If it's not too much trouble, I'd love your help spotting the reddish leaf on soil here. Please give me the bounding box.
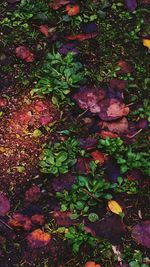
[67,33,97,41]
[132,220,150,248]
[15,46,34,62]
[0,98,8,107]
[49,0,70,10]
[79,137,98,150]
[0,193,10,216]
[65,4,80,16]
[31,214,45,226]
[51,211,77,226]
[109,78,127,91]
[85,261,101,267]
[8,213,32,230]
[51,173,76,192]
[25,186,41,203]
[34,101,48,112]
[72,86,106,112]
[100,117,129,134]
[74,157,90,174]
[39,114,54,125]
[98,98,129,121]
[99,130,118,139]
[85,215,126,244]
[39,25,49,37]
[125,0,137,11]
[116,60,132,74]
[91,150,107,165]
[27,229,51,248]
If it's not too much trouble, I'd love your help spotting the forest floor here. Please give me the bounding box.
[0,0,150,266]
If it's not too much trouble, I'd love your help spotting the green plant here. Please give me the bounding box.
[39,138,84,176]
[64,224,97,254]
[98,137,150,175]
[31,51,85,103]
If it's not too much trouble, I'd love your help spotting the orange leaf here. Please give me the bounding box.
[91,150,107,165]
[27,229,51,248]
[143,38,150,49]
[65,4,80,16]
[49,0,70,10]
[85,261,101,267]
[39,25,49,37]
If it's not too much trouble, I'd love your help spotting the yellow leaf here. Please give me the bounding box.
[143,39,150,49]
[108,200,122,215]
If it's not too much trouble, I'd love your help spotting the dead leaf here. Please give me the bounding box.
[91,150,107,165]
[25,185,41,203]
[109,78,127,91]
[116,60,132,74]
[49,0,70,10]
[0,97,8,107]
[31,214,45,225]
[8,213,32,230]
[39,25,49,37]
[65,4,80,16]
[99,131,118,139]
[0,193,10,216]
[132,220,150,248]
[108,200,123,215]
[27,229,51,248]
[125,0,137,11]
[100,117,129,133]
[15,46,34,62]
[85,261,102,267]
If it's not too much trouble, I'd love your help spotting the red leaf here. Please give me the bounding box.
[117,60,132,74]
[8,213,32,230]
[67,33,97,41]
[49,0,70,10]
[109,78,127,91]
[25,185,41,203]
[51,211,77,226]
[39,25,49,37]
[100,117,129,134]
[27,229,51,248]
[0,193,10,216]
[65,4,80,16]
[39,114,54,125]
[31,214,45,226]
[91,150,107,165]
[15,46,34,62]
[132,221,150,248]
[99,130,118,139]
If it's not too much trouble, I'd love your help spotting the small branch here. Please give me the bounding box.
[128,128,143,139]
[0,218,13,230]
[82,188,102,203]
[77,109,89,119]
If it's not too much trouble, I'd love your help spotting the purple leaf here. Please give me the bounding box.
[105,158,121,182]
[51,174,76,192]
[0,193,10,216]
[125,0,137,11]
[79,137,98,150]
[132,220,150,248]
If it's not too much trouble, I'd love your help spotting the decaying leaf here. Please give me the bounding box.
[0,193,10,216]
[100,117,129,134]
[39,25,49,37]
[27,229,51,248]
[8,213,32,230]
[65,4,80,16]
[91,150,107,165]
[85,261,102,267]
[125,0,137,11]
[49,0,70,10]
[15,46,34,62]
[132,220,150,248]
[108,200,123,215]
[25,185,41,203]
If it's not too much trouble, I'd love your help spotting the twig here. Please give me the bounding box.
[77,109,89,119]
[0,218,13,230]
[128,128,143,139]
[82,188,102,203]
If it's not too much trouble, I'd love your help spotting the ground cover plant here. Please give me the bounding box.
[0,0,150,266]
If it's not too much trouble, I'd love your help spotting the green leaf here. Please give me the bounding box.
[88,213,99,222]
[32,129,42,137]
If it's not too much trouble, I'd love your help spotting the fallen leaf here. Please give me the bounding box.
[143,38,150,49]
[27,229,51,248]
[8,213,32,230]
[39,25,49,37]
[105,158,121,182]
[51,211,78,226]
[85,215,126,244]
[31,214,45,225]
[108,200,123,215]
[15,46,34,62]
[100,117,129,133]
[0,98,8,107]
[79,137,98,150]
[65,4,80,16]
[109,78,127,91]
[116,60,132,74]
[51,173,76,192]
[125,0,137,11]
[72,86,106,112]
[132,221,150,248]
[98,99,129,121]
[25,185,41,203]
[39,114,54,125]
[100,131,118,139]
[49,0,70,10]
[85,261,101,267]
[74,157,90,174]
[91,150,107,165]
[67,33,97,41]
[0,193,10,216]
